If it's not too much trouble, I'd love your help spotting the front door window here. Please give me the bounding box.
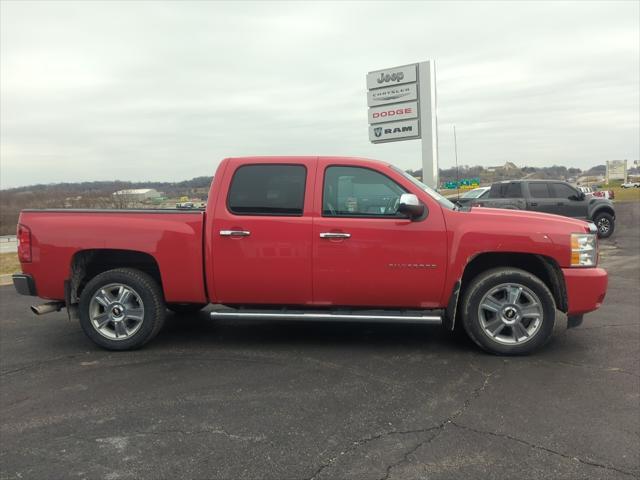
[322,166,406,218]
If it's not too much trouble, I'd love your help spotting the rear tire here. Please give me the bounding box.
[593,212,614,238]
[461,268,556,355]
[79,268,166,350]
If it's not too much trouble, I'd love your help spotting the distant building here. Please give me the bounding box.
[487,161,519,173]
[577,175,605,186]
[112,188,162,201]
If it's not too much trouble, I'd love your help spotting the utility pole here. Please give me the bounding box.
[454,125,460,199]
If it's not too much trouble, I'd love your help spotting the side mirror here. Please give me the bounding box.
[397,193,425,220]
[573,191,585,201]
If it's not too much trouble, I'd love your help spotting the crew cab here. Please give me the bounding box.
[12,157,608,355]
[473,180,616,238]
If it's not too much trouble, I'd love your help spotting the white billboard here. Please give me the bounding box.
[366,64,417,90]
[368,101,418,124]
[606,160,627,182]
[367,84,418,107]
[369,119,420,143]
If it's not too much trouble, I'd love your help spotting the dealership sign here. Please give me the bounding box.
[368,119,419,142]
[366,64,417,90]
[367,84,418,107]
[366,64,420,145]
[368,101,418,124]
[366,61,439,188]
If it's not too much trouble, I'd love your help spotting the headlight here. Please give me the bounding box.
[571,233,597,267]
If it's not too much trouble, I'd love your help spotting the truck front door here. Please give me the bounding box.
[211,160,314,305]
[550,182,589,219]
[312,161,448,309]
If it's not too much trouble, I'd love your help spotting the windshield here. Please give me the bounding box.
[461,188,487,199]
[391,166,457,210]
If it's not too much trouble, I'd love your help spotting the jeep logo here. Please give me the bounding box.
[377,71,404,84]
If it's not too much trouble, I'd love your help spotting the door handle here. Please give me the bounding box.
[319,232,351,239]
[220,230,251,237]
[530,202,538,207]
[557,202,565,206]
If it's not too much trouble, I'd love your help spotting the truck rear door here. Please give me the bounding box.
[479,182,526,210]
[210,159,315,305]
[526,182,557,214]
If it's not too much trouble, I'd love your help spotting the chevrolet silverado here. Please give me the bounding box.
[12,156,608,355]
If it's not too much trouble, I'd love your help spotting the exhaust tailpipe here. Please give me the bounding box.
[31,301,65,316]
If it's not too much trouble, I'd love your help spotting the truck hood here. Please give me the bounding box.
[463,206,592,233]
[442,206,594,269]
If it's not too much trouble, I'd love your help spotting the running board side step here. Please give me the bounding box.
[210,310,443,325]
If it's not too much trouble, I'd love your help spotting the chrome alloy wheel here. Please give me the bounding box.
[478,283,543,345]
[597,217,611,235]
[89,283,145,341]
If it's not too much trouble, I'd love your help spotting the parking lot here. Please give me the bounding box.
[0,204,638,480]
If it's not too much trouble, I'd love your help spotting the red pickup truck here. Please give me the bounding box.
[12,156,608,355]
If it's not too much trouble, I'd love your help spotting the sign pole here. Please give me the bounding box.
[418,61,438,188]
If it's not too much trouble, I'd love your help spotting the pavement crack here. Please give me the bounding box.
[536,359,639,378]
[306,425,442,480]
[309,363,501,480]
[379,429,443,480]
[122,427,265,442]
[450,422,638,478]
[0,354,82,376]
[580,323,639,330]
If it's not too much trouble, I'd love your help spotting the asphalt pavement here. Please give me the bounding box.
[1,204,638,480]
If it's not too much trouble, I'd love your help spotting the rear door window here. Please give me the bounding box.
[489,183,523,198]
[227,164,307,215]
[528,183,551,198]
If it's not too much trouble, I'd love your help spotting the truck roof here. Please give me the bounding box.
[496,179,568,184]
[224,156,392,168]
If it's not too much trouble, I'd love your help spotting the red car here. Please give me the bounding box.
[12,156,608,355]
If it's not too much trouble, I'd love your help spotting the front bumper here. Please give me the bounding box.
[562,267,608,315]
[12,274,37,296]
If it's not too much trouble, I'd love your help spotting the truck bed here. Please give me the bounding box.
[18,209,207,303]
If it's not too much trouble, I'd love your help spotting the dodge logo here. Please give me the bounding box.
[374,127,382,138]
[372,107,413,119]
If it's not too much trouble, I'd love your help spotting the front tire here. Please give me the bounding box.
[461,268,556,355]
[593,212,614,238]
[79,268,166,350]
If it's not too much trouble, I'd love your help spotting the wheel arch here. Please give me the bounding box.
[590,205,615,220]
[69,249,163,306]
[445,252,567,330]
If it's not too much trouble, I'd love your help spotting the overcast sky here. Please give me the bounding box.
[1,1,638,188]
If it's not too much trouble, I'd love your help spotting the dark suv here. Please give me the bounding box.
[473,180,616,238]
